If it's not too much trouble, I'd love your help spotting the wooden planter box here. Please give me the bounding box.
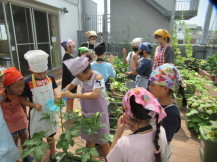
[199,69,215,82]
[199,127,217,162]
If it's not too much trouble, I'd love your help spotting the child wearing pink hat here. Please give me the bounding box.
[107,87,168,162]
[61,55,110,158]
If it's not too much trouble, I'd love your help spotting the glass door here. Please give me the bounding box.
[33,9,52,69]
[11,4,35,75]
[0,2,11,68]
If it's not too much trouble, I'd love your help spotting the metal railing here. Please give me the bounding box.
[176,0,199,11]
[81,14,104,33]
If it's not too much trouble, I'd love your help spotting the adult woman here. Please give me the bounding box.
[153,29,174,70]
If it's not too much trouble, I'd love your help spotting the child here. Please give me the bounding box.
[149,63,186,161]
[122,38,143,88]
[91,42,116,91]
[126,42,152,89]
[107,87,168,162]
[78,47,93,62]
[61,39,77,113]
[78,46,89,56]
[20,50,58,160]
[0,67,29,159]
[61,55,110,158]
[0,68,20,162]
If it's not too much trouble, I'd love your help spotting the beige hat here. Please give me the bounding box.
[24,50,49,73]
[85,31,97,38]
[131,38,143,46]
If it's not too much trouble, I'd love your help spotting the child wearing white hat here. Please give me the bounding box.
[20,50,58,160]
[60,55,110,158]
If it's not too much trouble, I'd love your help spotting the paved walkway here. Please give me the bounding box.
[18,68,201,162]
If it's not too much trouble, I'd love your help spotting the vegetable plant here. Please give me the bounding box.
[22,100,109,162]
[186,95,217,136]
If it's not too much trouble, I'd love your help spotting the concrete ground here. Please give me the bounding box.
[17,68,211,162]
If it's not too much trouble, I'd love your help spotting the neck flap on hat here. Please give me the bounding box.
[122,87,166,122]
[149,63,183,90]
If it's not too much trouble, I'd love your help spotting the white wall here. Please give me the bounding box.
[35,0,82,57]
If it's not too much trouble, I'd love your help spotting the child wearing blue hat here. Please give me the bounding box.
[126,42,152,89]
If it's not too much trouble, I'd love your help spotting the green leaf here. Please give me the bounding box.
[21,147,35,158]
[81,153,90,162]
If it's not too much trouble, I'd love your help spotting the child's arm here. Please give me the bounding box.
[64,83,77,91]
[131,49,141,71]
[20,97,42,111]
[61,75,103,100]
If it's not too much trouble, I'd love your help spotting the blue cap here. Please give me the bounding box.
[139,42,152,54]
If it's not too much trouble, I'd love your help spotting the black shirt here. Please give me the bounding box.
[161,104,181,142]
[62,54,75,89]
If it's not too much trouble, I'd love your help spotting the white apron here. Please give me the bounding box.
[29,75,57,138]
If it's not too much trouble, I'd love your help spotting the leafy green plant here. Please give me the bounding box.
[186,95,217,135]
[22,100,108,162]
[172,19,195,68]
[201,53,217,76]
[201,121,217,141]
[179,69,213,94]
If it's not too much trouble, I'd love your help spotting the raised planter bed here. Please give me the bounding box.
[199,126,217,162]
[199,69,215,82]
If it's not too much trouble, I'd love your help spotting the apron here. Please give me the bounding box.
[135,75,149,89]
[29,75,57,138]
[153,44,169,70]
[80,72,110,144]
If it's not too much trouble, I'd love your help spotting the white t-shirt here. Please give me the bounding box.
[71,71,108,103]
[107,126,168,162]
[126,51,135,72]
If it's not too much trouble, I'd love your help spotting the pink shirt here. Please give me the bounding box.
[107,126,168,162]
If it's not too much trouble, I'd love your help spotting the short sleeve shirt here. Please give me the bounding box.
[21,74,57,102]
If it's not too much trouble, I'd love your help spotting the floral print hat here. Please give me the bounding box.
[149,63,183,90]
[122,87,166,122]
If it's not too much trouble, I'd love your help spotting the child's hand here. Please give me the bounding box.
[116,115,126,136]
[125,72,130,76]
[135,49,141,55]
[54,96,61,103]
[61,91,74,99]
[109,54,114,63]
[122,48,127,56]
[34,104,42,111]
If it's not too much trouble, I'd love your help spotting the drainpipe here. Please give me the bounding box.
[104,0,108,35]
[169,0,176,34]
[201,2,213,45]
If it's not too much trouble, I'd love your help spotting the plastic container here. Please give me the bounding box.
[199,126,217,162]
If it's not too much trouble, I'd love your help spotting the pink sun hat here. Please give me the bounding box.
[63,55,89,76]
[122,87,167,122]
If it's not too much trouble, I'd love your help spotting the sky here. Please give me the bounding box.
[92,0,217,30]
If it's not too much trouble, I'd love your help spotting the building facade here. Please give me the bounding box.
[0,0,96,75]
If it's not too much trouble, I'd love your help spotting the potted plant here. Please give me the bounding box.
[21,100,109,162]
[185,95,217,134]
[199,121,217,162]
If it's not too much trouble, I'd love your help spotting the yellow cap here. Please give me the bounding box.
[154,29,170,38]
